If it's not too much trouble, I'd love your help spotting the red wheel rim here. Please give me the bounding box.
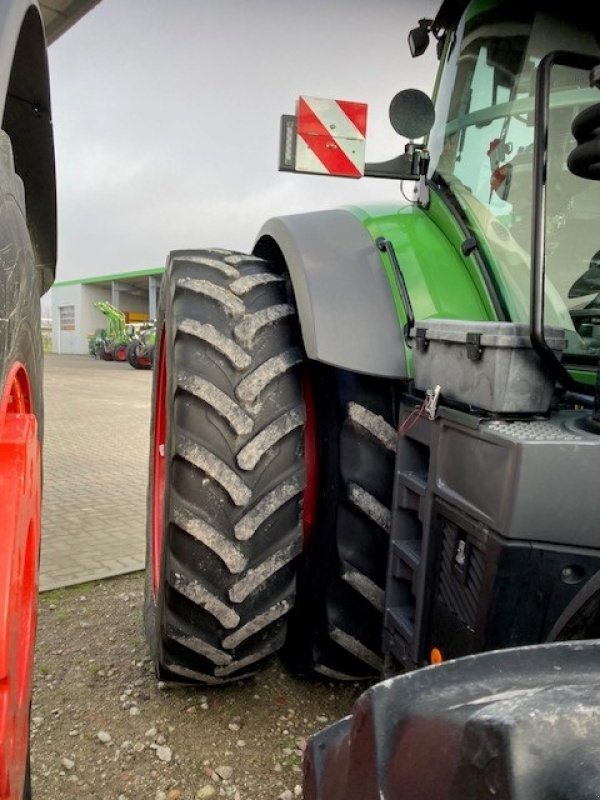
[302,371,319,544]
[16,521,37,707]
[0,363,40,798]
[151,327,167,596]
[115,346,127,362]
[2,365,29,418]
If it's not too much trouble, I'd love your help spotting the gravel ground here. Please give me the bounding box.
[31,573,366,800]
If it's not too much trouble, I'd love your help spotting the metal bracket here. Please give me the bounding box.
[415,328,429,352]
[424,385,441,420]
[466,332,483,361]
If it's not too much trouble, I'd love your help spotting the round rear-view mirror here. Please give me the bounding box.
[389,89,435,140]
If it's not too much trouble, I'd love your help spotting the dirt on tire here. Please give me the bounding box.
[31,572,365,800]
[146,250,305,686]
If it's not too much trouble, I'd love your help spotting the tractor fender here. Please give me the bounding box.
[254,209,407,379]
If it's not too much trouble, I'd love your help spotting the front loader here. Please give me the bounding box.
[93,300,132,362]
[145,0,600,732]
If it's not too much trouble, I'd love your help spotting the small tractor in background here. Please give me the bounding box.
[92,300,133,362]
[127,321,156,370]
[88,327,106,357]
[145,0,600,794]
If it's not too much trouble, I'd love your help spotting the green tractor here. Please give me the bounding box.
[93,300,132,362]
[146,1,600,787]
[88,326,107,358]
[126,321,156,370]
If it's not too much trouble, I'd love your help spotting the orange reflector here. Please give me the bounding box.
[430,647,444,665]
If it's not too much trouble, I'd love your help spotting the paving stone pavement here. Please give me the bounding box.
[40,354,153,591]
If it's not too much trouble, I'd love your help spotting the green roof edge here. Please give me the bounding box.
[53,267,164,288]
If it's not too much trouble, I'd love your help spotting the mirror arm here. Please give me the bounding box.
[365,144,430,181]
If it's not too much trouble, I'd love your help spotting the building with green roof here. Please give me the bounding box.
[51,267,163,354]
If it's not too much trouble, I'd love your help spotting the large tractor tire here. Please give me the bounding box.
[145,249,401,684]
[145,250,306,684]
[285,368,400,680]
[0,130,43,800]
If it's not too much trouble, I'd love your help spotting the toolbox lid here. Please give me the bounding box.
[411,319,566,351]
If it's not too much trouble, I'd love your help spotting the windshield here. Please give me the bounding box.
[429,3,600,360]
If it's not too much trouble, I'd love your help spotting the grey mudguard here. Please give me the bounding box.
[255,209,408,379]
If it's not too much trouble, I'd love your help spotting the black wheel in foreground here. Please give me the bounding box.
[304,641,600,800]
[145,250,306,684]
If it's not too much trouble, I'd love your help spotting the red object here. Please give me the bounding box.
[335,99,367,137]
[490,164,510,193]
[151,328,167,596]
[302,372,319,545]
[0,363,40,800]
[113,344,128,362]
[297,97,363,178]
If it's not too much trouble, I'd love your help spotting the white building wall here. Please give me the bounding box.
[52,284,82,354]
[52,284,116,354]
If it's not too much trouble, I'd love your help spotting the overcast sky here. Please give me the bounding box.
[47,0,438,287]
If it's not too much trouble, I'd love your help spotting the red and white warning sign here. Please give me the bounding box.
[295,96,367,178]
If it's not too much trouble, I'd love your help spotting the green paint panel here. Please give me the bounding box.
[344,199,496,377]
[568,369,596,387]
[345,200,494,324]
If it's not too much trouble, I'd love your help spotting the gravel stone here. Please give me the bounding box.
[215,766,233,780]
[196,787,217,799]
[32,573,362,800]
[155,745,173,763]
[61,757,75,771]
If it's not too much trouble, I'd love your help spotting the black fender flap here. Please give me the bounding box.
[304,640,600,800]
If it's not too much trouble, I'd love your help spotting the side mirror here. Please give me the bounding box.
[362,90,435,182]
[389,89,435,140]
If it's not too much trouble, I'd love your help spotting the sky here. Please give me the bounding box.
[47,0,439,288]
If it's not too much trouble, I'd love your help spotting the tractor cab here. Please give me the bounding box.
[424,0,600,367]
